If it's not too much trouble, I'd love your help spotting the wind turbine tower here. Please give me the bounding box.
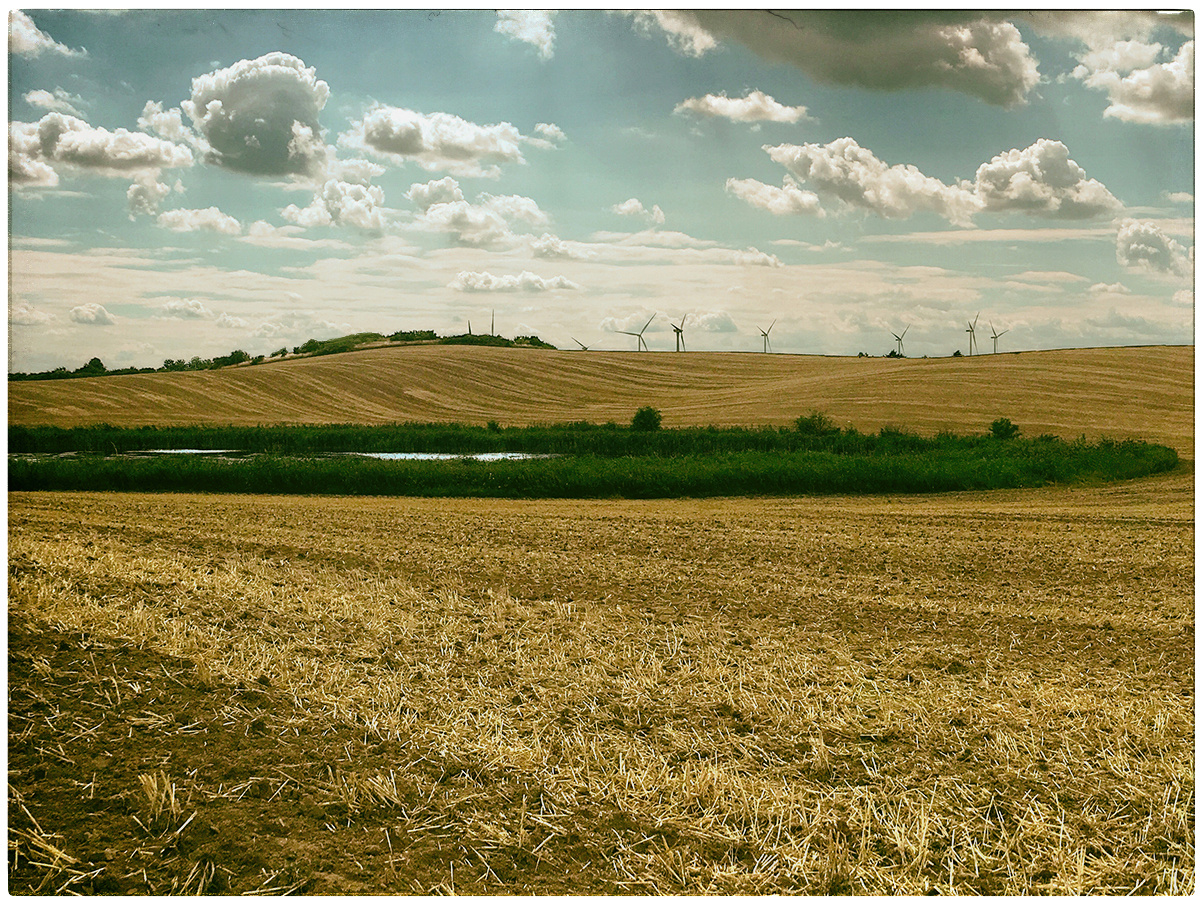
[671,314,687,351]
[759,319,776,353]
[618,313,656,351]
[990,323,1008,353]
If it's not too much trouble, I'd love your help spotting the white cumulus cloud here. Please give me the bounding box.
[763,137,980,226]
[11,302,55,327]
[158,298,214,319]
[675,89,810,123]
[10,113,193,186]
[413,188,549,249]
[449,270,582,293]
[24,88,83,117]
[1088,281,1132,294]
[137,101,198,146]
[972,139,1122,219]
[405,176,466,211]
[283,179,386,231]
[157,206,243,236]
[70,303,116,326]
[1116,219,1193,277]
[611,198,665,224]
[529,232,597,260]
[690,311,738,333]
[342,104,527,178]
[725,177,822,216]
[731,247,783,267]
[1073,39,1194,125]
[182,52,330,177]
[127,172,174,217]
[534,122,566,143]
[10,10,84,58]
[495,10,557,59]
[253,310,347,341]
[732,137,1121,226]
[216,313,248,329]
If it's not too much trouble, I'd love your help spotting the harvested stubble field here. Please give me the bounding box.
[8,343,1195,893]
[8,466,1194,894]
[8,345,1195,457]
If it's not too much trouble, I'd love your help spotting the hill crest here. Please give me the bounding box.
[8,344,1194,455]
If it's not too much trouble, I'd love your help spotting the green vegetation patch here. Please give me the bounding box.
[8,416,1179,499]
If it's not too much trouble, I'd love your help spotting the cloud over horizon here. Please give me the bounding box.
[448,270,582,292]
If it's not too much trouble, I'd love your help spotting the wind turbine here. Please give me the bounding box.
[990,323,1008,354]
[571,337,589,351]
[891,325,908,357]
[671,314,687,352]
[965,313,980,356]
[618,313,655,351]
[759,319,776,353]
[490,309,495,336]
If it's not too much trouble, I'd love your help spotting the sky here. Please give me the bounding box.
[7,8,1196,372]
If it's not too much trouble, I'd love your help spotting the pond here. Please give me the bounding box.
[11,450,559,462]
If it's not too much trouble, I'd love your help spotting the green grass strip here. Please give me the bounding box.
[8,442,1179,499]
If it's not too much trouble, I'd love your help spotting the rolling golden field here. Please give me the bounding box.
[9,344,1195,455]
[7,344,1195,894]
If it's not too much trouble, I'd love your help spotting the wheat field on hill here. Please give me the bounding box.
[8,344,1194,454]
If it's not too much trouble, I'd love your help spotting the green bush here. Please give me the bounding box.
[631,406,663,432]
[990,418,1020,440]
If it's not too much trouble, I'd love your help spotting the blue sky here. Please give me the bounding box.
[8,9,1195,371]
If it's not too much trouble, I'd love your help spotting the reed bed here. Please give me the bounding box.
[7,435,1179,499]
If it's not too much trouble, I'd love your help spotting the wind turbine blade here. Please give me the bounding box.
[901,326,909,339]
[640,313,656,334]
[768,319,776,335]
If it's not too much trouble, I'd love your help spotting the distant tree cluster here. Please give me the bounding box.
[10,349,254,382]
[10,327,559,381]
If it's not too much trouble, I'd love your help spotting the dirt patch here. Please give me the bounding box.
[8,612,628,895]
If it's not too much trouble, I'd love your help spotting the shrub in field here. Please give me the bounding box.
[990,417,1020,440]
[794,412,841,437]
[631,406,663,432]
